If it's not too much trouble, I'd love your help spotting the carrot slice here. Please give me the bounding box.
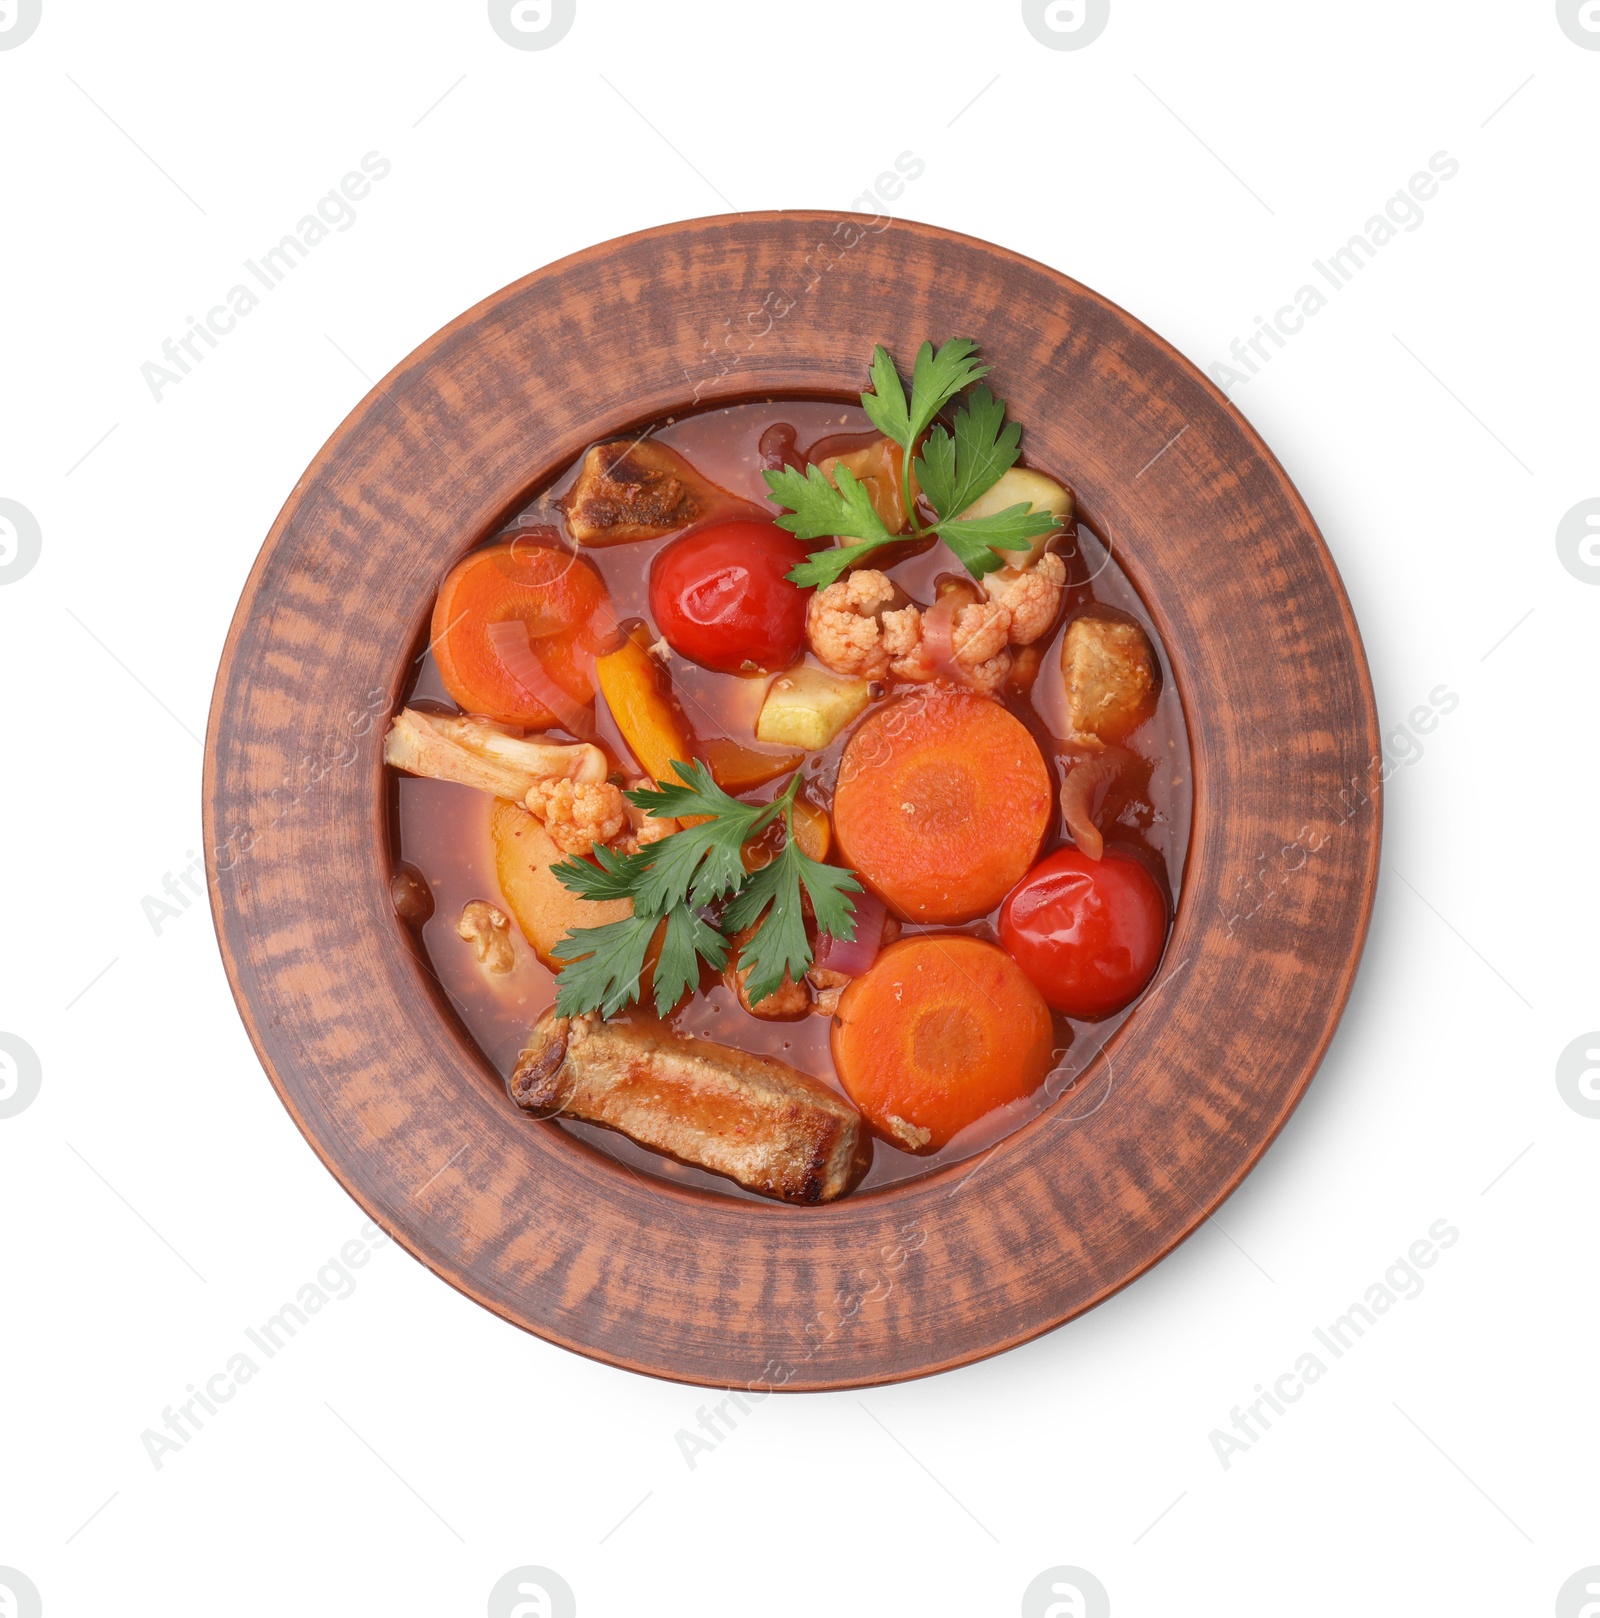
[701,736,805,792]
[831,936,1054,1151]
[433,534,614,729]
[832,688,1052,923]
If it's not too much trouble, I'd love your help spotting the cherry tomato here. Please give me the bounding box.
[999,847,1168,1019]
[648,520,813,674]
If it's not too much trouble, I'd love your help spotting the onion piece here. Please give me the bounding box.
[1058,751,1123,860]
[920,591,961,681]
[484,618,594,738]
[815,888,887,977]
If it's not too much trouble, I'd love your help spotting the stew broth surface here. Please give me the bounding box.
[394,399,1192,1199]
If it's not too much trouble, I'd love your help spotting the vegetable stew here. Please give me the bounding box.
[388,342,1191,1205]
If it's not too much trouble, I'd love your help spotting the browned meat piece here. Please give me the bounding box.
[560,440,737,545]
[806,966,851,1018]
[509,1011,871,1204]
[723,924,810,1020]
[1061,612,1160,743]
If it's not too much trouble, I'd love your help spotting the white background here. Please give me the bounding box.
[2,2,1596,1614]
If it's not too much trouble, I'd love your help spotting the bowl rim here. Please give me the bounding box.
[205,211,1381,1389]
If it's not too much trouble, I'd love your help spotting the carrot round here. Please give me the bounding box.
[831,936,1054,1151]
[433,535,615,729]
[832,688,1052,923]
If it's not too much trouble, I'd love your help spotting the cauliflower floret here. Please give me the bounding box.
[881,605,922,665]
[954,599,1011,667]
[615,777,680,855]
[984,551,1066,645]
[523,778,628,855]
[805,569,897,678]
[884,598,1013,691]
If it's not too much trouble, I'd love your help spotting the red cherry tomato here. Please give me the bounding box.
[649,520,813,674]
[999,847,1169,1019]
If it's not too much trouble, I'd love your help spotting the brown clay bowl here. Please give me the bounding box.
[204,213,1380,1390]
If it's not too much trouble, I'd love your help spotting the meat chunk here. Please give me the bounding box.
[560,440,730,544]
[1061,613,1160,743]
[384,708,606,799]
[724,924,811,1020]
[509,1012,871,1204]
[522,777,629,856]
[805,568,898,679]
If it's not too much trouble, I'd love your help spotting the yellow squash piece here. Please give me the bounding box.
[756,666,872,751]
[491,799,631,969]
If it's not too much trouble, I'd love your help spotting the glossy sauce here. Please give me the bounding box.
[393,399,1192,1199]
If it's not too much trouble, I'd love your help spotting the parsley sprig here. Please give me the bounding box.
[548,763,861,1018]
[765,339,1062,590]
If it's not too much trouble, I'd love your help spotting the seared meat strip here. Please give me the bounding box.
[509,1011,871,1204]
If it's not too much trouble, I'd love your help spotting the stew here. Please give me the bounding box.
[387,341,1191,1205]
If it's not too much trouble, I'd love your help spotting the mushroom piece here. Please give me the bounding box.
[457,900,514,974]
[1060,613,1160,744]
[384,708,607,800]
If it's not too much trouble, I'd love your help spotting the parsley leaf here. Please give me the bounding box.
[786,535,905,591]
[625,760,783,909]
[935,504,1061,576]
[763,462,891,546]
[547,763,857,1018]
[722,783,861,1004]
[767,340,1055,588]
[650,904,728,1017]
[861,338,987,477]
[915,386,1021,521]
[549,841,643,903]
[765,463,895,589]
[550,912,660,1019]
[907,338,987,445]
[860,343,911,445]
